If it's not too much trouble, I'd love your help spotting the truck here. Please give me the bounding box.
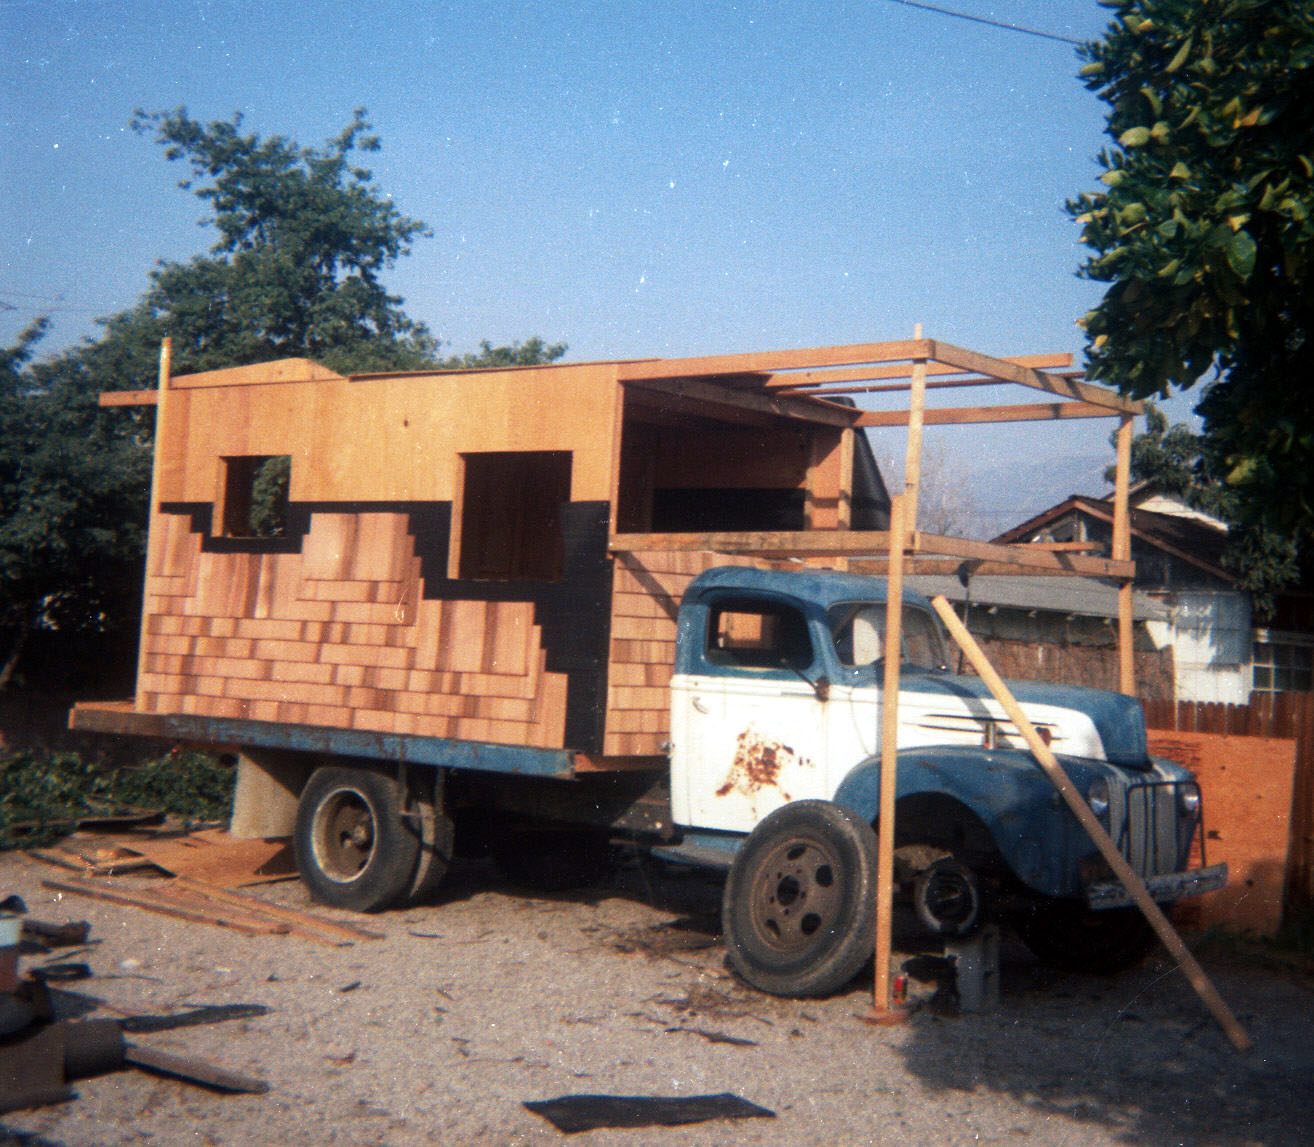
[75,338,1226,997]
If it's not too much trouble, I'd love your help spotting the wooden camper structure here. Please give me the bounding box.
[96,336,1142,767]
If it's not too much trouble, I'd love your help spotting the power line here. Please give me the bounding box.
[879,0,1086,47]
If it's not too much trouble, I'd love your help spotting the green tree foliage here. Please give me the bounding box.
[127,106,440,375]
[0,321,151,689]
[1070,1,1314,604]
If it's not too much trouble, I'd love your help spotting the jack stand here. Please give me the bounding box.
[946,924,1000,1013]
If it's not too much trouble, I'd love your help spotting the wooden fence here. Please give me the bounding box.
[1143,692,1314,920]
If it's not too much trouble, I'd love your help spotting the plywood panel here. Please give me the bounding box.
[1148,730,1297,936]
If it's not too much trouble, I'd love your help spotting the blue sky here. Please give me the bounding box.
[2,1,1167,530]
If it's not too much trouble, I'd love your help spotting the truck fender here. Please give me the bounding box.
[831,746,1097,899]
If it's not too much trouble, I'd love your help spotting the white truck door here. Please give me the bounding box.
[669,595,829,833]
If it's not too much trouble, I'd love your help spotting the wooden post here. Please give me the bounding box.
[929,595,1252,1053]
[1113,414,1135,696]
[870,494,907,1019]
[133,338,171,709]
[902,331,928,533]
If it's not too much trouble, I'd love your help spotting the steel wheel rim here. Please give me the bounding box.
[312,787,376,883]
[748,834,845,956]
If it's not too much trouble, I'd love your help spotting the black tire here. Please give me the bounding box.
[913,857,984,937]
[722,800,877,998]
[294,766,420,912]
[1015,903,1157,974]
[493,827,612,892]
[405,771,455,905]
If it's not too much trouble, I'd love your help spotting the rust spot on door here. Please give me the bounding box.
[716,727,808,801]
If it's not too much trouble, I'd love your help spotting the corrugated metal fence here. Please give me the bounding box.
[1143,692,1314,920]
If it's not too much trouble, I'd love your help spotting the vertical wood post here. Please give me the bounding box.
[930,594,1252,1053]
[872,494,906,1016]
[902,335,928,534]
[1113,414,1135,696]
[133,338,171,709]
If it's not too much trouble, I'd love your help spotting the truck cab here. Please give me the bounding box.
[667,567,1225,994]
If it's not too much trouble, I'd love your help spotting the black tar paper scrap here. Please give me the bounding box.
[524,1091,775,1133]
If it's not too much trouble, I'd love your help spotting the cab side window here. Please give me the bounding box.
[705,598,814,671]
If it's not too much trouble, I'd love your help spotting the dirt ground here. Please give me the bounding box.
[1,845,1311,1147]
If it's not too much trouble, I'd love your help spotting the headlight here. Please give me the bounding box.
[1087,778,1110,818]
[1179,786,1201,815]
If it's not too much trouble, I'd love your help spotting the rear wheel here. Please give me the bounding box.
[294,766,420,912]
[722,800,877,998]
[1015,903,1157,974]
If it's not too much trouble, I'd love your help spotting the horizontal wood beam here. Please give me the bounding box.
[910,531,1134,578]
[848,559,1106,578]
[762,353,1074,390]
[929,340,1142,414]
[856,401,1116,427]
[609,530,1134,577]
[617,339,933,381]
[99,390,159,407]
[623,377,858,428]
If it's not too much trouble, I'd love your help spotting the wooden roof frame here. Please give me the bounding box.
[610,336,1141,577]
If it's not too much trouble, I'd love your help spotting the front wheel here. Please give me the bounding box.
[294,766,420,912]
[722,800,877,998]
[1014,903,1157,974]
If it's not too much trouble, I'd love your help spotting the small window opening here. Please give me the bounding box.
[220,455,291,538]
[456,451,572,581]
[706,599,814,671]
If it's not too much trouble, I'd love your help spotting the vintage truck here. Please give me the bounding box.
[74,338,1225,997]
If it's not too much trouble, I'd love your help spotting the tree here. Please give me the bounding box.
[125,107,440,375]
[1069,1,1314,603]
[0,321,151,690]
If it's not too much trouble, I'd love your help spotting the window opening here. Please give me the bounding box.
[220,455,291,538]
[456,451,572,581]
[706,598,814,671]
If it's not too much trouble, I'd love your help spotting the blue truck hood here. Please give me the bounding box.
[898,671,1151,770]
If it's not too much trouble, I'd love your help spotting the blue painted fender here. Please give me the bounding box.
[831,745,1112,899]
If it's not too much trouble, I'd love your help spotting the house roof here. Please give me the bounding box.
[992,494,1232,584]
[905,573,1170,622]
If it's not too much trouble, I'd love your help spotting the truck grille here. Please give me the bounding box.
[1112,779,1202,878]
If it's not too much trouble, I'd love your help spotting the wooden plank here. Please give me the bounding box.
[617,339,931,381]
[171,877,384,942]
[42,877,292,936]
[856,401,1116,427]
[931,596,1251,1053]
[99,388,159,407]
[928,340,1143,414]
[760,353,1075,390]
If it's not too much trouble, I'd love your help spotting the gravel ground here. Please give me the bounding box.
[1,846,1312,1146]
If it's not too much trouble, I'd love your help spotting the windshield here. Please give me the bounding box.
[829,602,949,674]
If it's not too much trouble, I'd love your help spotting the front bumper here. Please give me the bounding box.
[1086,863,1228,911]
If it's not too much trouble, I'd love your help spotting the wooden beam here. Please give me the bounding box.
[856,401,1116,427]
[1114,414,1135,696]
[623,377,858,428]
[929,595,1251,1054]
[872,495,907,1020]
[929,340,1143,414]
[909,532,1134,578]
[99,389,159,407]
[617,339,933,381]
[763,353,1075,390]
[608,530,1133,577]
[902,353,928,530]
